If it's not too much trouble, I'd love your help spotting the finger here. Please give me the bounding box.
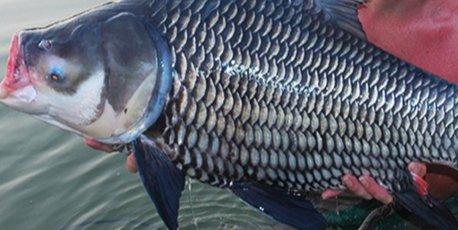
[343,175,373,200]
[84,139,114,153]
[408,162,427,177]
[359,175,393,204]
[321,190,344,200]
[126,153,138,173]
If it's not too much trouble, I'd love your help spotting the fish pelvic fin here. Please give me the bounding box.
[132,135,185,230]
[230,182,327,230]
[391,168,458,230]
[312,0,368,40]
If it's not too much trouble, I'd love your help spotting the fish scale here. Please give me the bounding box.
[138,0,458,193]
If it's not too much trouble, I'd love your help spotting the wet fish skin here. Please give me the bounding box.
[121,0,458,228]
[139,1,458,228]
[141,0,458,193]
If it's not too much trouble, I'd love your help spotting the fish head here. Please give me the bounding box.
[0,10,172,144]
[1,24,105,119]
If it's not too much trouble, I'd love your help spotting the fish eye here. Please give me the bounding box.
[48,68,64,82]
[49,73,61,81]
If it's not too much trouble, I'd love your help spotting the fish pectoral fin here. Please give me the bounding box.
[230,182,326,230]
[391,168,458,230]
[313,0,368,40]
[132,135,185,230]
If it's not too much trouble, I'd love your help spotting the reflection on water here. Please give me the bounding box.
[0,1,273,229]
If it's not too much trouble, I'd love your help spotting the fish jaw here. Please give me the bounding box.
[0,33,43,114]
[2,34,29,95]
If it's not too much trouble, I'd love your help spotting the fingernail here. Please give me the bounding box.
[408,163,420,174]
[359,177,369,189]
[322,192,330,200]
[343,176,353,187]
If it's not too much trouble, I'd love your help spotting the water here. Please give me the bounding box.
[0,1,276,229]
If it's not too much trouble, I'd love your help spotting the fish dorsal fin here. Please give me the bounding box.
[311,0,368,40]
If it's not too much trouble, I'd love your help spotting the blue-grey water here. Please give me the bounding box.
[0,1,283,229]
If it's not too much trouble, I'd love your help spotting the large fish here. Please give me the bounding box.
[1,0,458,229]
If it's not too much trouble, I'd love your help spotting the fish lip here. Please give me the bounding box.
[7,33,20,79]
[1,33,31,99]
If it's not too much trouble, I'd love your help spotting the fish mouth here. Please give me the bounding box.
[0,33,33,101]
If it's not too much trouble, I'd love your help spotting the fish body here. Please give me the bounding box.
[1,0,458,229]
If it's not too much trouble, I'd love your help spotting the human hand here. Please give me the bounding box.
[321,163,427,204]
[84,138,138,173]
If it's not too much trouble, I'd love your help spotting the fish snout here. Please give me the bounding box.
[0,33,31,100]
